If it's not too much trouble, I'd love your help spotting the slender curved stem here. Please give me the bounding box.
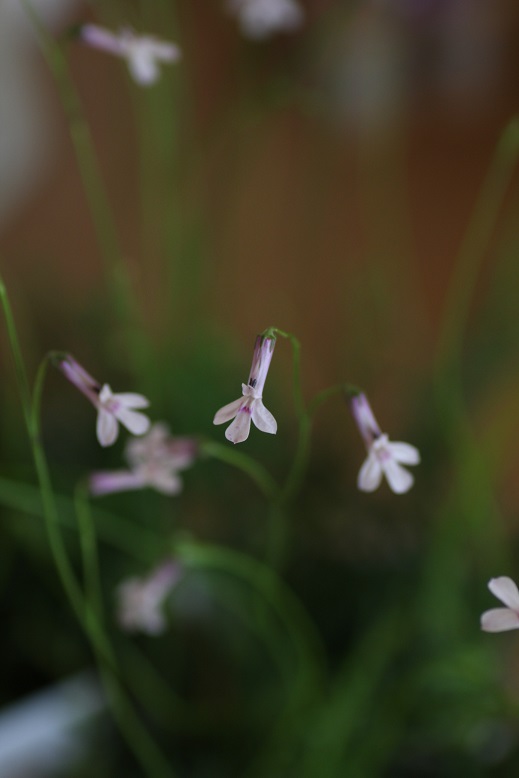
[20,1,148,379]
[200,438,280,501]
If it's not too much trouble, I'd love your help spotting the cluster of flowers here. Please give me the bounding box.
[55,329,421,634]
[73,10,517,645]
[78,0,304,88]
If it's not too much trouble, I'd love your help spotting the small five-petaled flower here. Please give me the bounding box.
[56,354,151,447]
[80,24,181,86]
[213,334,277,444]
[481,577,519,632]
[90,422,197,496]
[349,392,420,494]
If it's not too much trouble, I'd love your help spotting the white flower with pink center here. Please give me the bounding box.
[56,354,150,447]
[80,24,181,86]
[481,577,519,633]
[213,335,277,444]
[350,392,420,494]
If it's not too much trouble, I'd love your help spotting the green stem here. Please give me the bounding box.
[0,279,173,777]
[200,439,280,501]
[21,1,147,378]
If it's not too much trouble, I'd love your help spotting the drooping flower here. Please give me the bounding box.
[90,422,197,496]
[116,559,182,635]
[213,334,277,444]
[349,392,420,494]
[56,354,150,447]
[80,24,181,86]
[227,0,304,40]
[481,577,519,633]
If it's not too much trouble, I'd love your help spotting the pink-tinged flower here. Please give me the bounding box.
[56,354,150,447]
[350,392,420,494]
[481,577,519,633]
[90,422,197,496]
[227,0,304,40]
[213,335,277,444]
[80,24,181,86]
[116,559,182,635]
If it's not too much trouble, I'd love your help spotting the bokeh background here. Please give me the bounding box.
[3,0,519,775]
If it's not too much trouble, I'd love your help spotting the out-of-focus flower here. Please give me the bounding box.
[350,392,419,494]
[90,422,197,495]
[116,559,182,635]
[56,354,150,447]
[80,24,181,85]
[481,577,519,633]
[213,334,277,444]
[227,0,304,40]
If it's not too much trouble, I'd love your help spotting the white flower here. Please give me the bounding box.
[481,577,519,632]
[350,392,420,494]
[56,354,151,447]
[90,423,197,495]
[227,0,304,40]
[213,335,277,444]
[116,559,181,635]
[81,24,181,86]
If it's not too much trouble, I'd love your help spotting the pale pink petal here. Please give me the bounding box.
[213,397,243,425]
[81,24,126,55]
[128,50,160,85]
[357,453,383,492]
[488,577,519,610]
[115,407,151,436]
[481,608,519,632]
[251,400,277,434]
[149,469,183,495]
[90,470,146,496]
[150,41,182,61]
[382,459,414,494]
[113,392,150,409]
[387,441,420,465]
[97,409,119,447]
[225,408,252,444]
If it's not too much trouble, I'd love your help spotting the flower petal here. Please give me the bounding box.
[481,607,519,632]
[252,400,277,434]
[81,24,126,55]
[116,407,151,436]
[387,441,420,465]
[128,50,160,85]
[149,469,183,495]
[488,577,519,610]
[213,397,242,425]
[357,453,383,492]
[97,409,119,447]
[225,409,252,444]
[113,392,150,409]
[382,459,414,494]
[90,470,146,495]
